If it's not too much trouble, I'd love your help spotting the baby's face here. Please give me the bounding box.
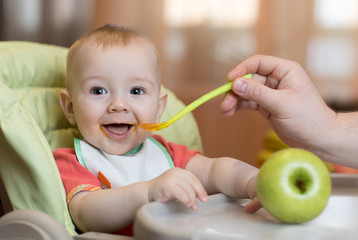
[67,41,166,155]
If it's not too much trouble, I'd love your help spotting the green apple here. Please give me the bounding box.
[256,148,331,223]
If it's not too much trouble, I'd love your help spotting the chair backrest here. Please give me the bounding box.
[0,41,202,234]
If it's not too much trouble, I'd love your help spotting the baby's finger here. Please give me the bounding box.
[173,185,199,209]
[191,181,208,204]
[244,196,262,213]
[175,183,200,210]
[184,173,208,203]
[179,178,207,209]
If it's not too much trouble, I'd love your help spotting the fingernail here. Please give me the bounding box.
[234,81,247,94]
[192,204,199,210]
[201,195,208,202]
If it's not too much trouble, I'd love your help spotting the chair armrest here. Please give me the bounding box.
[0,209,72,240]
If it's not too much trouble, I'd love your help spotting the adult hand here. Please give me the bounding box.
[221,55,336,153]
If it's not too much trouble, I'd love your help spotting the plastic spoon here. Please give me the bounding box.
[140,74,253,132]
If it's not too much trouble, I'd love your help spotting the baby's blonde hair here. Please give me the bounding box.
[66,24,159,91]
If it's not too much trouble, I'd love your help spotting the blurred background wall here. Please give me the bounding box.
[1,0,358,167]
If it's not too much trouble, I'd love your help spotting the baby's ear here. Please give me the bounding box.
[156,91,168,123]
[59,89,76,125]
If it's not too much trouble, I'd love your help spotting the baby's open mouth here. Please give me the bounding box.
[102,123,134,136]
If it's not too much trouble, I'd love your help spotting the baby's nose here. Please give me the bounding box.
[107,96,130,113]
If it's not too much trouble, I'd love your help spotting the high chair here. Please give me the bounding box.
[0,41,202,239]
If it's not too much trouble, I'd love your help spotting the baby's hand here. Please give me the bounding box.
[147,168,208,210]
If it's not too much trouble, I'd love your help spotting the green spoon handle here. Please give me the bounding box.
[166,73,253,126]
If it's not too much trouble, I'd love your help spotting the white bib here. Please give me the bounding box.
[74,137,174,188]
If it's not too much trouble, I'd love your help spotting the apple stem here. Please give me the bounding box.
[296,180,306,193]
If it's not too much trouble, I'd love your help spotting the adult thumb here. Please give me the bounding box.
[232,78,279,112]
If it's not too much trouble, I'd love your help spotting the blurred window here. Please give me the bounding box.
[164,0,259,28]
[1,0,93,46]
[314,0,358,29]
[306,0,358,102]
[162,0,260,89]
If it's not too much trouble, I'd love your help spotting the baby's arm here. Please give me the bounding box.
[69,182,150,233]
[186,155,259,205]
[69,168,207,233]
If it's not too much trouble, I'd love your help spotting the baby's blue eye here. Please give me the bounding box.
[130,88,144,95]
[91,87,107,95]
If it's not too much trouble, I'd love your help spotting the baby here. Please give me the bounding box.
[54,24,261,236]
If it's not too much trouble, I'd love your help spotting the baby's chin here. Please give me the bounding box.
[84,129,150,155]
[99,144,135,156]
[97,139,146,156]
